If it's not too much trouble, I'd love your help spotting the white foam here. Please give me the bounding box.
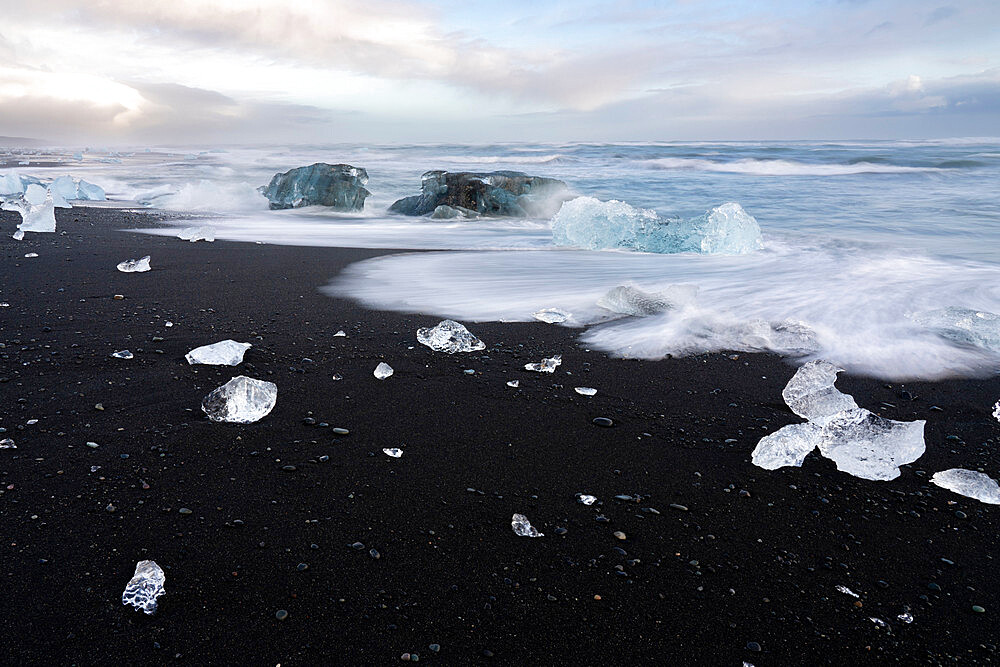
[137,181,268,212]
[642,157,941,176]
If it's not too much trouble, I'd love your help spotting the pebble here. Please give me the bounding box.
[179,507,193,515]
[86,442,99,448]
[282,465,297,471]
[613,531,626,540]
[369,549,381,559]
[973,605,986,613]
[275,609,288,621]
[746,641,761,652]
[592,417,614,427]
[428,644,440,653]
[296,563,309,571]
[332,428,349,435]
[669,503,689,511]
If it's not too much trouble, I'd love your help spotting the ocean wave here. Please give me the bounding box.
[136,180,268,212]
[432,154,573,165]
[641,157,942,176]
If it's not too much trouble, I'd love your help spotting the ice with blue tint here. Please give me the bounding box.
[2,192,56,238]
[551,197,762,255]
[912,307,1000,352]
[931,469,1000,504]
[260,163,370,211]
[49,175,106,201]
[596,284,698,317]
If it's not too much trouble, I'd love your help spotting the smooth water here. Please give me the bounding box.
[7,140,1000,380]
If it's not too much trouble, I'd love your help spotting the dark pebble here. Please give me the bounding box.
[592,417,614,427]
[747,641,761,652]
[275,609,288,621]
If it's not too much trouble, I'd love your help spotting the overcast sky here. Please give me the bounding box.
[0,0,997,144]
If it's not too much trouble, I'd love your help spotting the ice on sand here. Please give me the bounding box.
[2,192,56,238]
[506,380,519,387]
[177,226,216,242]
[597,284,697,317]
[111,350,133,359]
[49,175,105,201]
[185,340,251,366]
[373,362,394,379]
[0,438,15,448]
[781,360,859,424]
[533,308,571,324]
[751,422,823,470]
[383,448,403,458]
[25,183,71,209]
[993,400,999,423]
[202,376,277,423]
[577,494,597,505]
[416,320,485,354]
[122,560,165,615]
[574,387,597,396]
[511,513,543,537]
[117,256,151,273]
[931,469,1000,504]
[525,355,561,373]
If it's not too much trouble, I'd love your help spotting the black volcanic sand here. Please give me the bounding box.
[1,207,998,665]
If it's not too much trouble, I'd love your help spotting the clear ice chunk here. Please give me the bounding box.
[596,284,697,316]
[201,376,277,423]
[992,400,999,423]
[177,226,216,242]
[781,360,859,425]
[373,362,394,379]
[931,468,1000,504]
[122,560,165,615]
[574,387,597,396]
[382,447,403,458]
[533,308,570,324]
[0,438,15,448]
[333,330,347,337]
[506,380,519,387]
[111,350,133,359]
[835,585,859,598]
[2,192,56,237]
[817,408,926,481]
[511,513,543,537]
[577,494,597,505]
[185,340,252,366]
[751,422,823,470]
[912,307,1000,352]
[416,320,485,353]
[76,179,106,201]
[117,255,151,273]
[525,355,561,373]
[551,197,763,255]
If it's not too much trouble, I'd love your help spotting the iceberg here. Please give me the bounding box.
[201,376,277,423]
[533,308,571,324]
[259,163,370,211]
[552,197,763,254]
[511,513,543,537]
[185,340,252,366]
[117,256,151,273]
[390,170,570,218]
[122,560,165,615]
[525,355,562,373]
[912,307,1000,352]
[373,362,394,379]
[2,192,56,238]
[931,469,1000,504]
[597,284,697,316]
[416,320,485,353]
[177,226,216,242]
[781,360,859,424]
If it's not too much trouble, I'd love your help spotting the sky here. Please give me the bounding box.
[0,0,997,144]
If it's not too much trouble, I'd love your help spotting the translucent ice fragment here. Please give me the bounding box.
[506,380,519,387]
[511,513,543,537]
[930,468,1000,504]
[578,494,597,505]
[185,340,252,366]
[751,422,822,470]
[122,560,165,615]
[76,179,106,200]
[117,255,151,273]
[912,307,1000,352]
[897,608,914,624]
[670,202,764,254]
[334,330,347,337]
[49,176,78,201]
[177,226,216,242]
[111,350,133,359]
[574,387,597,396]
[2,192,56,237]
[781,360,859,425]
[525,355,561,373]
[373,362,394,379]
[835,585,859,598]
[597,284,697,316]
[0,438,15,448]
[869,617,889,629]
[533,308,570,324]
[382,447,403,458]
[817,408,925,481]
[416,319,485,354]
[993,400,999,423]
[201,376,277,423]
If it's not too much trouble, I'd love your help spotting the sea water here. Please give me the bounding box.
[10,140,999,380]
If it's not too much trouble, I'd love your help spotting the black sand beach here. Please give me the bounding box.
[2,207,998,665]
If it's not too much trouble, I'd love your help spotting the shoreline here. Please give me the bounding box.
[1,206,998,665]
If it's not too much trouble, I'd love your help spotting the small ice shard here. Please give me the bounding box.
[578,494,597,505]
[511,513,543,537]
[993,400,999,423]
[185,340,252,366]
[2,192,56,237]
[22,251,36,256]
[781,360,859,425]
[201,376,277,423]
[751,422,822,470]
[0,438,15,448]
[117,255,151,273]
[334,330,347,337]
[177,226,216,242]
[122,560,165,615]
[382,447,403,458]
[111,350,133,359]
[416,319,485,353]
[897,608,914,624]
[930,469,1000,504]
[835,585,859,598]
[533,308,570,324]
[596,284,697,316]
[506,380,519,387]
[869,617,889,629]
[817,408,926,481]
[574,387,597,396]
[525,355,562,373]
[373,362,394,379]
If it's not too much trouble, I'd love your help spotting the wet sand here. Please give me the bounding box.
[1,206,998,665]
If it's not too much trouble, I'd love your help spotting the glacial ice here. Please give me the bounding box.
[507,380,519,387]
[596,284,697,316]
[551,197,763,254]
[912,307,1000,352]
[525,355,562,373]
[578,494,597,505]
[49,175,105,201]
[994,400,1000,423]
[751,422,823,470]
[931,469,1000,504]
[533,308,571,324]
[574,387,597,396]
[390,170,570,218]
[511,513,543,537]
[122,560,165,615]
[185,340,252,366]
[416,320,485,353]
[0,438,15,449]
[2,192,56,238]
[23,183,68,209]
[430,204,478,219]
[111,350,133,359]
[374,362,394,379]
[382,447,403,458]
[117,256,151,273]
[781,360,859,424]
[836,585,860,598]
[177,226,216,242]
[201,376,277,423]
[259,163,370,211]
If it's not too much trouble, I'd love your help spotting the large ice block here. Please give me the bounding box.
[816,408,926,481]
[781,360,859,424]
[260,163,370,211]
